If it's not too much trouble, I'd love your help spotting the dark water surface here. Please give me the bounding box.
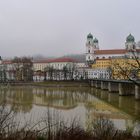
[0,86,140,131]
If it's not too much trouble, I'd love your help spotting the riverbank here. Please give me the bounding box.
[32,80,90,87]
[0,80,90,87]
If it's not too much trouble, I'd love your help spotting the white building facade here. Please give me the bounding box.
[33,58,77,81]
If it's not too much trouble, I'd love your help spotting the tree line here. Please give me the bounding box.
[0,57,33,82]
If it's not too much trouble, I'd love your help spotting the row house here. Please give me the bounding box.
[33,57,78,81]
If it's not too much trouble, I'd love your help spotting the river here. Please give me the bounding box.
[0,86,140,132]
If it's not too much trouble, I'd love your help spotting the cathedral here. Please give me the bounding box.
[86,33,140,65]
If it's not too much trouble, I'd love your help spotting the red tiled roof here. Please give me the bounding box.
[33,59,53,63]
[94,49,126,55]
[48,57,76,63]
[2,60,12,64]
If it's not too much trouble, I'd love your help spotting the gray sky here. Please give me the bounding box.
[0,0,140,57]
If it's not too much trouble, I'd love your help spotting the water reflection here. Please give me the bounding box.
[0,86,140,131]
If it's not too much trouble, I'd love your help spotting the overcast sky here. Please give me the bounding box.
[0,0,140,58]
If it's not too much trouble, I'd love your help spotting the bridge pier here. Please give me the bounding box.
[135,85,140,100]
[119,83,135,96]
[101,81,108,90]
[90,79,140,100]
[108,82,119,93]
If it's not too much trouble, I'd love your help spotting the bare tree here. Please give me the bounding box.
[12,57,33,82]
[111,52,140,86]
[63,66,68,80]
[45,66,54,80]
[67,63,77,80]
[0,64,7,83]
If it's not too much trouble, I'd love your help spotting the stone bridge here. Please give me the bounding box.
[89,79,140,100]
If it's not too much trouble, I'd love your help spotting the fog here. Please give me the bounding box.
[0,0,140,57]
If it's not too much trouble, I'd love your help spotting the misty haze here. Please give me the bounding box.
[0,0,140,57]
[0,1,140,140]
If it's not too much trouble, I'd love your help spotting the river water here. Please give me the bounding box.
[0,86,140,132]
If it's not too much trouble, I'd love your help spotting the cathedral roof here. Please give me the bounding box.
[87,33,93,39]
[126,34,135,42]
[94,49,126,55]
[93,38,98,43]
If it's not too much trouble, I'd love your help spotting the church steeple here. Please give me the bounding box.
[87,33,93,39]
[126,34,135,42]
[125,34,136,51]
[93,38,99,50]
[86,33,99,65]
[86,33,93,46]
[86,33,94,64]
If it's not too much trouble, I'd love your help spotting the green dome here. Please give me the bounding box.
[87,33,93,39]
[126,34,135,42]
[93,38,98,43]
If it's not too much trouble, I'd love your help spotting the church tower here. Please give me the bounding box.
[125,34,136,51]
[86,33,99,65]
[93,38,99,50]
